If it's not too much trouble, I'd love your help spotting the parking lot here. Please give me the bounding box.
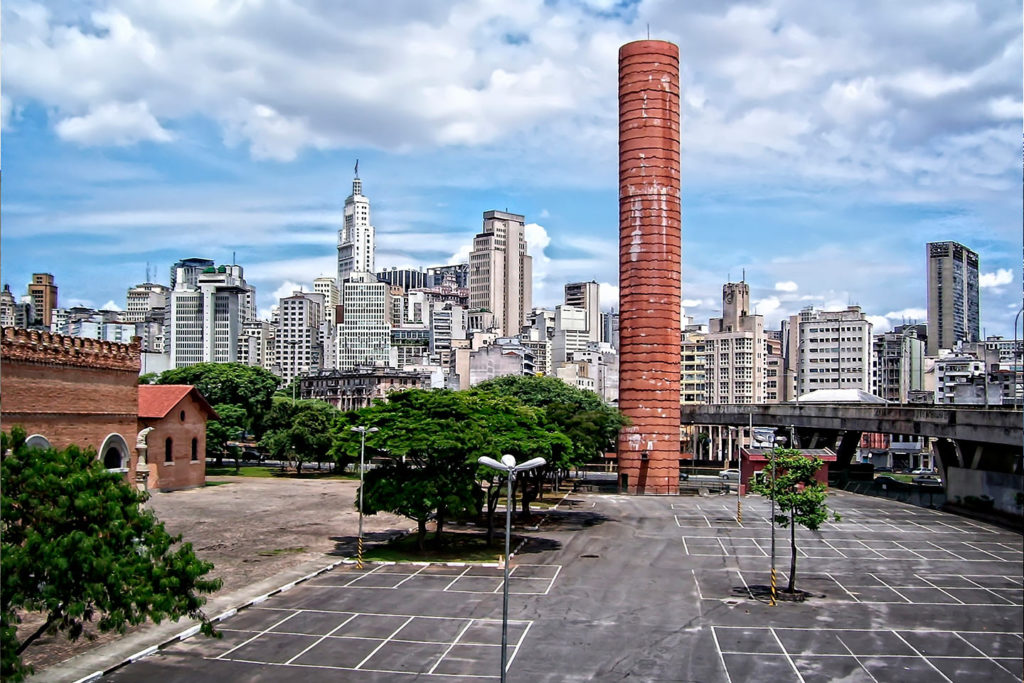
[106,489,1022,682]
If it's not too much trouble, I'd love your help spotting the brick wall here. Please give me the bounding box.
[2,328,141,476]
[139,393,208,491]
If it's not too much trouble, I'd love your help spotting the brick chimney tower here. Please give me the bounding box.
[617,40,681,494]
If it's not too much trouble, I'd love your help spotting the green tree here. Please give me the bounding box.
[259,399,338,475]
[473,375,627,516]
[334,389,567,549]
[156,363,281,437]
[206,403,248,469]
[751,450,840,594]
[138,372,159,385]
[1,427,221,681]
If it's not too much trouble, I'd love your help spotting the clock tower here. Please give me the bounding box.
[722,281,750,331]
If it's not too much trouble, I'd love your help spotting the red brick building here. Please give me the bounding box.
[138,385,217,491]
[2,327,141,475]
[738,447,836,494]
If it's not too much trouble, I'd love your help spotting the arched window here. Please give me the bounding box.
[104,447,122,469]
[165,437,174,464]
[25,434,52,450]
[191,438,198,461]
[99,434,131,471]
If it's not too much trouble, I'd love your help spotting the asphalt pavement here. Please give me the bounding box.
[103,490,1023,682]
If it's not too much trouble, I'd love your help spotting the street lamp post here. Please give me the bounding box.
[478,454,546,683]
[351,426,378,569]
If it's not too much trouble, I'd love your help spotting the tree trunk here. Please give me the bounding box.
[485,480,501,546]
[417,518,427,552]
[434,508,446,547]
[17,615,58,654]
[787,509,797,593]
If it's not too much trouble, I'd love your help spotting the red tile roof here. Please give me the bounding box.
[138,385,218,420]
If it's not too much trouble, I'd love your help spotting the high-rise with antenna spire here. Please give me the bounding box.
[337,165,376,287]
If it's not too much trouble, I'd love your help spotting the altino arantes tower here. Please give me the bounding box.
[616,40,682,494]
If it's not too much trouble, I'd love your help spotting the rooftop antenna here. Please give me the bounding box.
[232,250,236,266]
[742,268,745,283]
[647,23,650,39]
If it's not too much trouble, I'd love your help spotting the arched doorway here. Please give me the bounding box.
[99,433,131,470]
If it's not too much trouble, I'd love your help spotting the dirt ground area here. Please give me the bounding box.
[18,475,408,675]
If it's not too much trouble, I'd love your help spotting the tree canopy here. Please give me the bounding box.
[1,427,221,681]
[260,398,339,474]
[156,363,281,437]
[333,389,568,549]
[751,450,839,594]
[473,375,627,467]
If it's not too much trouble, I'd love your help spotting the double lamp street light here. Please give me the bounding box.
[478,454,546,683]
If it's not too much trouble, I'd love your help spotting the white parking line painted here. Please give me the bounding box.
[283,613,357,665]
[217,611,299,660]
[710,626,734,683]
[769,628,806,682]
[890,631,954,682]
[353,615,415,670]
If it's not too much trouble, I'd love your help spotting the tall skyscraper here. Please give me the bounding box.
[616,39,682,495]
[337,273,392,369]
[169,263,251,368]
[927,241,980,355]
[564,281,600,343]
[468,210,532,337]
[787,306,873,397]
[276,291,325,382]
[705,282,765,404]
[337,168,376,287]
[27,273,58,327]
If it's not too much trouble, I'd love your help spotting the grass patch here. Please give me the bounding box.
[205,466,356,479]
[203,480,231,487]
[362,532,503,563]
[256,547,306,557]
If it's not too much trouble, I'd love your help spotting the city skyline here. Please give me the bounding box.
[2,1,1021,335]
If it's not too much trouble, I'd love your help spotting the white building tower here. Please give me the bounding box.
[337,164,376,288]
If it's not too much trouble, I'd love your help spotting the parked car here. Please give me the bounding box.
[913,475,943,486]
[873,466,893,473]
[719,468,740,481]
[910,468,935,475]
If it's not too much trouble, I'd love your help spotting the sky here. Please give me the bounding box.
[2,0,1022,336]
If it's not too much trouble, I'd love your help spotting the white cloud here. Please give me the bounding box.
[774,281,798,292]
[271,280,305,300]
[681,298,704,308]
[866,315,891,332]
[883,307,927,322]
[1,95,12,131]
[753,296,781,316]
[55,101,173,146]
[525,222,554,305]
[599,282,618,311]
[980,268,1013,288]
[100,299,122,311]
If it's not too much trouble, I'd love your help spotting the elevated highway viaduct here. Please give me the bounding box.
[681,404,1022,513]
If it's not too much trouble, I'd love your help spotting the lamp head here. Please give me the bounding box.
[478,456,509,472]
[515,457,547,472]
[500,454,517,468]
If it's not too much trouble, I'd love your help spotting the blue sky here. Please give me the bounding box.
[2,0,1021,336]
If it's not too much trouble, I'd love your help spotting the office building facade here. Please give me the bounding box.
[926,241,980,355]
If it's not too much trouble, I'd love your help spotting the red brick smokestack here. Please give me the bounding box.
[617,40,681,494]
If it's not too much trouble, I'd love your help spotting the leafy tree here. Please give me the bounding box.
[138,372,159,385]
[473,375,627,517]
[750,450,840,594]
[259,399,338,474]
[334,389,567,549]
[1,427,221,681]
[206,403,248,469]
[156,363,280,437]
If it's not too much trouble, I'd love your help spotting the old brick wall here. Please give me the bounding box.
[617,40,682,494]
[140,393,208,491]
[2,328,140,472]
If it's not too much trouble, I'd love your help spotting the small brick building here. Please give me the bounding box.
[138,385,217,491]
[738,447,836,495]
[2,327,141,474]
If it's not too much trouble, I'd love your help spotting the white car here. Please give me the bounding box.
[910,468,935,475]
[719,468,740,481]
